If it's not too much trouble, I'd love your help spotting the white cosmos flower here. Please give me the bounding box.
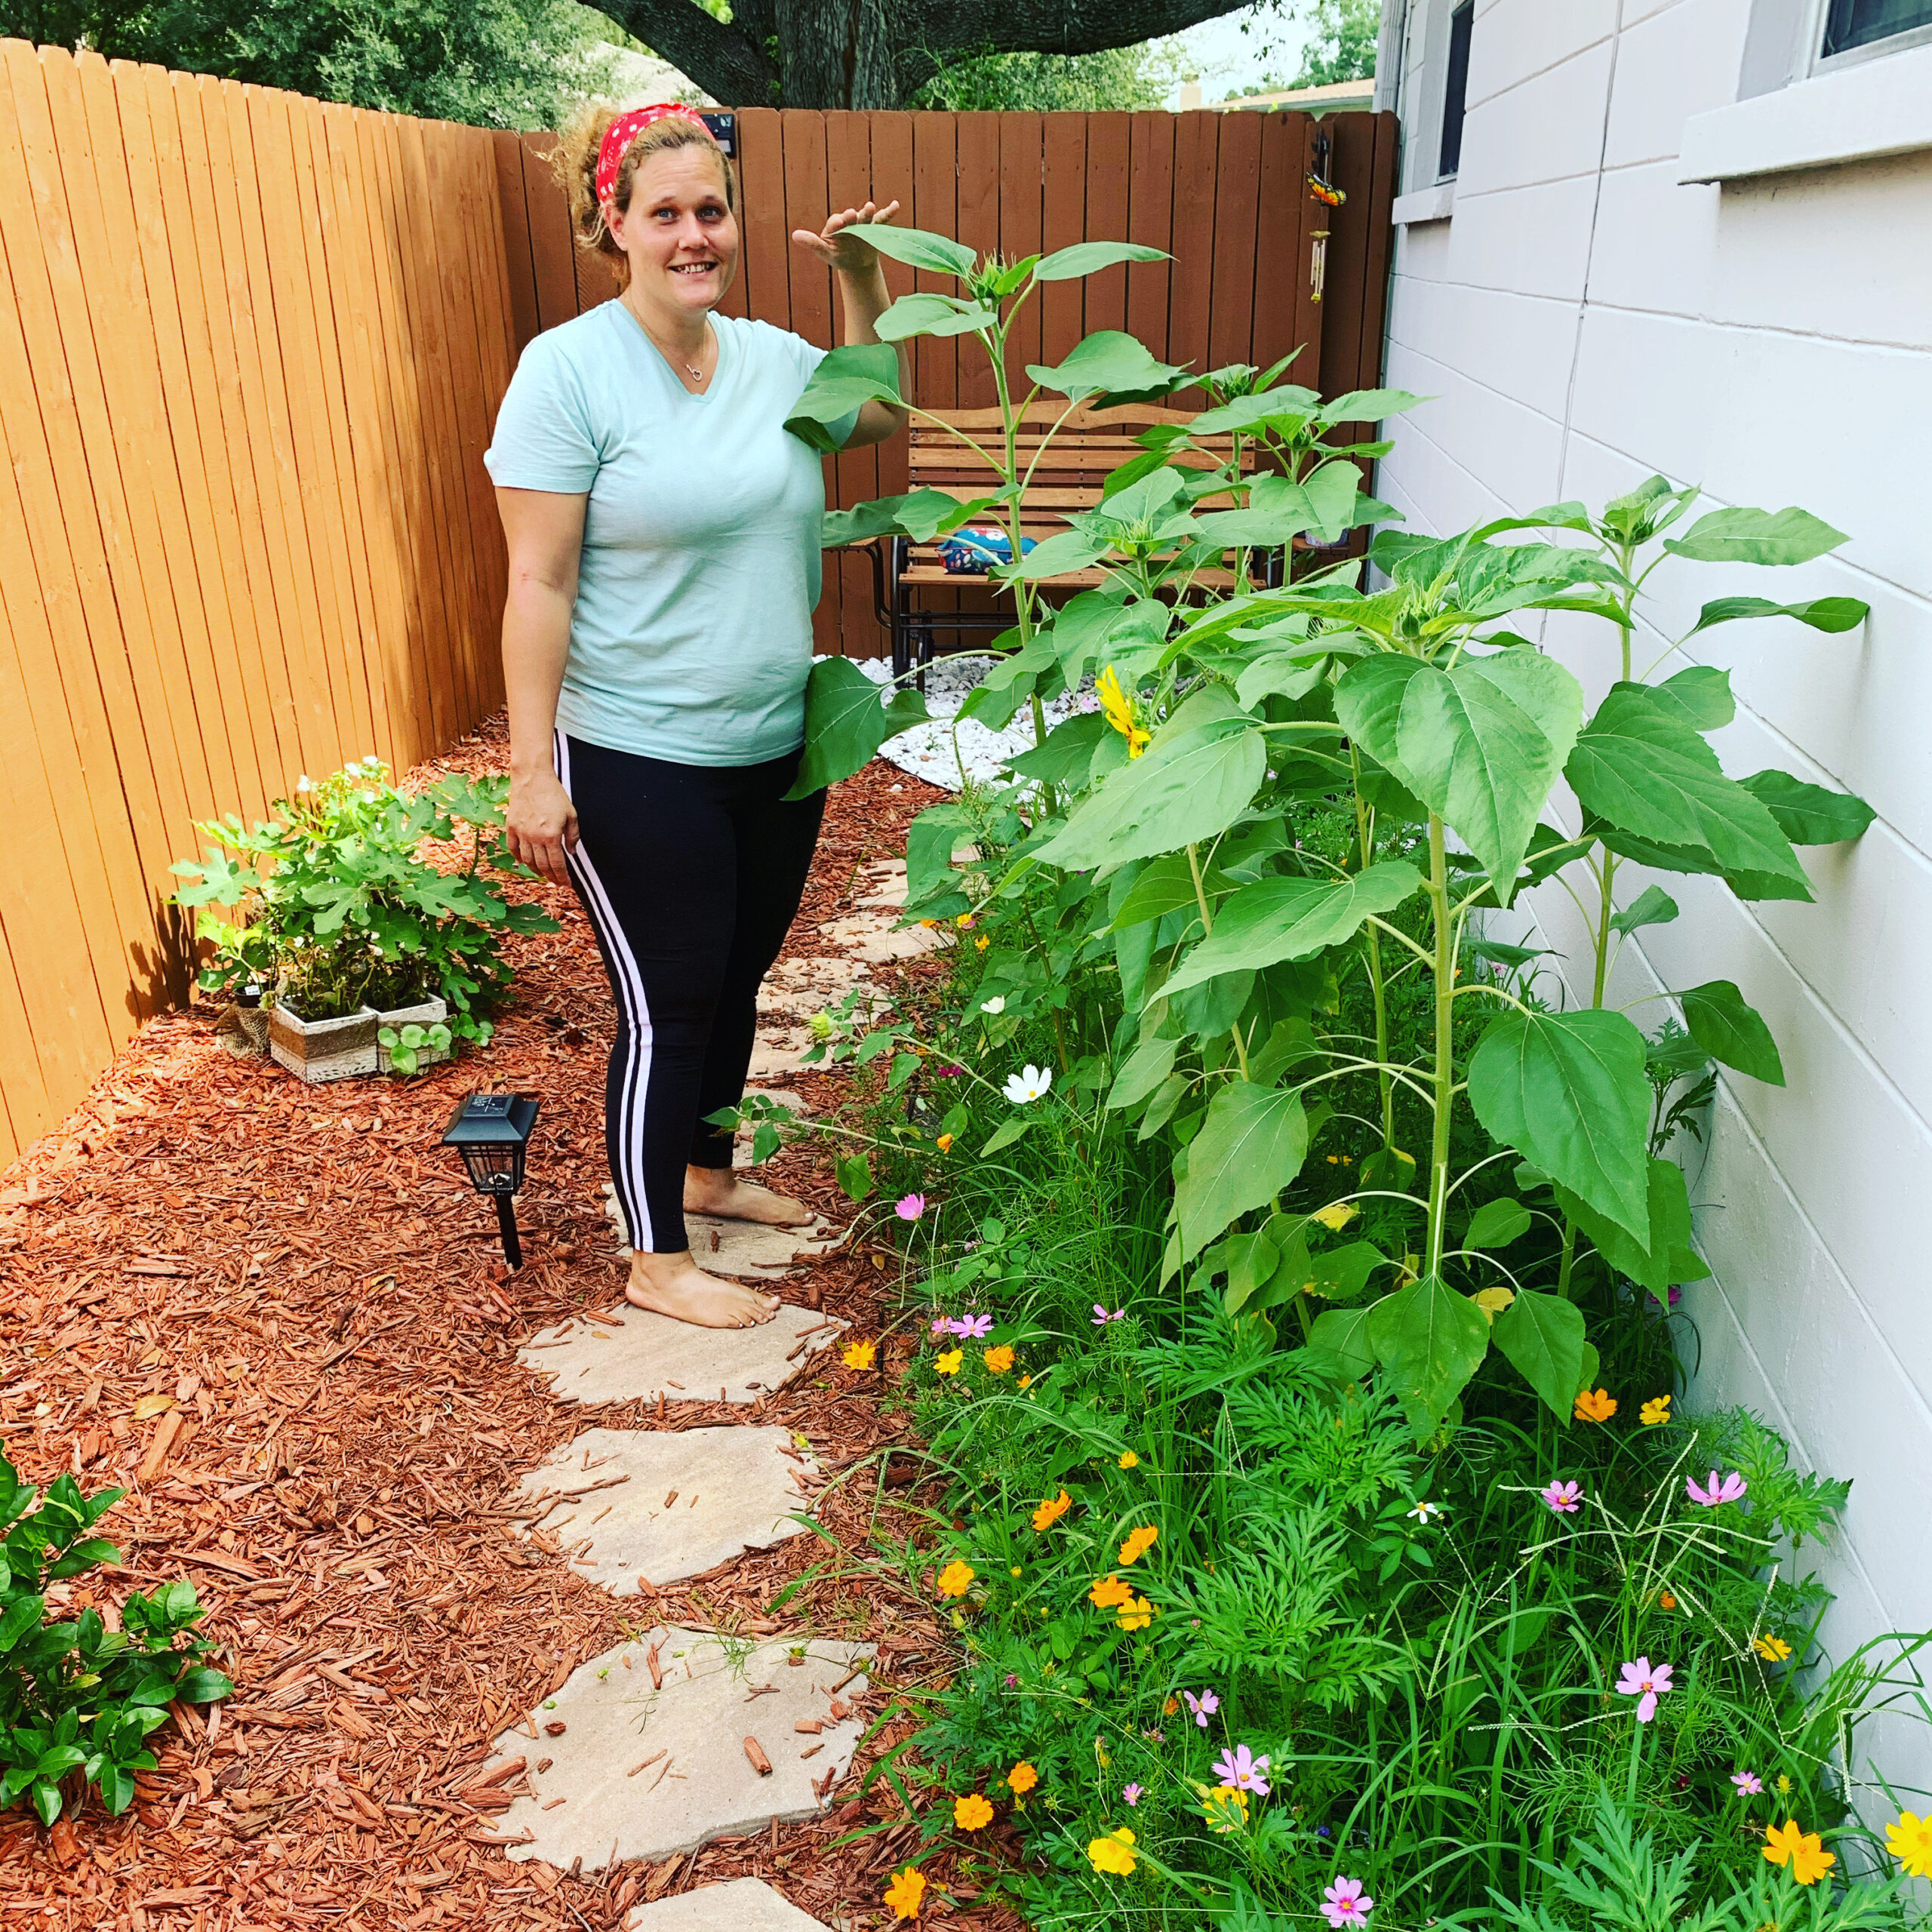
[1003,1064,1052,1105]
[980,995,1006,1014]
[295,774,313,793]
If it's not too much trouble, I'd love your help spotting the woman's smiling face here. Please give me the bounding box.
[611,144,740,319]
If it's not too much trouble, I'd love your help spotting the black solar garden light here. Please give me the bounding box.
[441,1092,540,1269]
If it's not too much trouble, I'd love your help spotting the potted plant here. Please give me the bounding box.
[174,758,558,1080]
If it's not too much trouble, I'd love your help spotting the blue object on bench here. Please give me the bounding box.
[937,526,1038,574]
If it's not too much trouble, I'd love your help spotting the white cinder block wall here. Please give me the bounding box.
[1372,0,1932,1793]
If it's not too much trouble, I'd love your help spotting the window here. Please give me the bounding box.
[1437,1,1475,179]
[1820,0,1932,55]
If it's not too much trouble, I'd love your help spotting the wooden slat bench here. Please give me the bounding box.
[864,401,1282,682]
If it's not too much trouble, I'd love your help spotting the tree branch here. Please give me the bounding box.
[592,0,777,105]
[931,0,1253,60]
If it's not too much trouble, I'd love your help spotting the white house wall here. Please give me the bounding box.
[1375,0,1932,1784]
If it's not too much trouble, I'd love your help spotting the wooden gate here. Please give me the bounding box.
[491,106,1398,659]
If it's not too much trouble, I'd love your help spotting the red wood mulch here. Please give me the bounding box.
[0,721,1025,1932]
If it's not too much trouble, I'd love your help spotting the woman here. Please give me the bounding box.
[486,103,909,1329]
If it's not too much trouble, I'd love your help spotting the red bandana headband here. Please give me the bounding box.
[595,103,714,209]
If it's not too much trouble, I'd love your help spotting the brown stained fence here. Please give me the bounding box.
[0,41,517,1164]
[0,71,1396,1166]
[494,106,1399,662]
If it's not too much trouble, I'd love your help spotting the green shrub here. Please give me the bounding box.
[1,1452,231,1825]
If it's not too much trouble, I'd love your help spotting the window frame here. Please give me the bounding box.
[1436,0,1475,181]
[1813,0,1932,71]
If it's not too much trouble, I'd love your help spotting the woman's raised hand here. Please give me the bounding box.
[791,199,902,275]
[506,769,579,887]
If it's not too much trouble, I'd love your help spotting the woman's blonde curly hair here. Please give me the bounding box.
[553,103,738,290]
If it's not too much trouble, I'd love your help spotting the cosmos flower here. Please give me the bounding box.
[1183,1689,1220,1728]
[1007,1761,1038,1795]
[883,1866,925,1920]
[1574,1387,1618,1423]
[1885,1810,1932,1879]
[1003,1064,1052,1104]
[934,1349,963,1376]
[1321,1877,1374,1928]
[1615,1657,1673,1723]
[948,1313,994,1340]
[1754,1633,1793,1663]
[895,1193,927,1221]
[1118,1450,1140,1469]
[1687,1469,1748,1507]
[1123,1783,1143,1806]
[936,1561,974,1598]
[980,996,1006,1015]
[1211,1744,1271,1795]
[1032,1490,1071,1532]
[1092,1304,1125,1325]
[1088,1827,1137,1874]
[1640,1395,1672,1426]
[1733,1771,1764,1795]
[841,1340,876,1370]
[1540,1480,1583,1514]
[1089,1574,1135,1610]
[1118,1525,1159,1566]
[984,1344,1014,1374]
[952,1793,993,1831]
[1763,1820,1835,1886]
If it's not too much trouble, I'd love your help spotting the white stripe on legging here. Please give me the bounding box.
[555,731,654,1253]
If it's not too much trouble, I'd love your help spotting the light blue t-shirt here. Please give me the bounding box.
[485,304,829,766]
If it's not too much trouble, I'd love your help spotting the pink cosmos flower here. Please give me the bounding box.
[1686,1469,1748,1507]
[949,1313,993,1340]
[929,1314,951,1339]
[1615,1657,1673,1722]
[1731,1770,1763,1795]
[895,1192,927,1221]
[1321,1877,1374,1928]
[1211,1744,1271,1795]
[936,1064,964,1077]
[1092,1304,1124,1325]
[1183,1689,1220,1727]
[1540,1480,1583,1514]
[1122,1783,1143,1807]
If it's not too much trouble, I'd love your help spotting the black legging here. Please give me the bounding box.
[554,731,824,1256]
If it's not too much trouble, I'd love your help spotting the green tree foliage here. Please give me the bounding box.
[912,41,1179,112]
[1287,0,1378,86]
[1,0,616,128]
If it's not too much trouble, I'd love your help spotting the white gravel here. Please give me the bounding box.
[838,653,1093,792]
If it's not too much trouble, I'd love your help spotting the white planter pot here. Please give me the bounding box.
[268,1002,380,1083]
[376,994,451,1068]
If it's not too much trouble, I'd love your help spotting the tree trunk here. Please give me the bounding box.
[773,0,903,109]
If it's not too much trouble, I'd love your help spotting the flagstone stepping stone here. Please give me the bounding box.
[625,1878,829,1931]
[598,1183,841,1278]
[813,913,937,964]
[853,859,908,909]
[756,953,871,1023]
[521,1300,845,1407]
[512,1426,817,1591]
[491,1627,873,1872]
[746,1028,813,1078]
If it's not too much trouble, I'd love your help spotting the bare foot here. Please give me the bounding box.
[684,1167,815,1229]
[625,1251,780,1328]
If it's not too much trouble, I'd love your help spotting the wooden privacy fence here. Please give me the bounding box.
[493,106,1398,661]
[0,66,1395,1166]
[0,41,518,1164]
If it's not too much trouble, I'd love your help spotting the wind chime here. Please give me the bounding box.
[1306,127,1347,304]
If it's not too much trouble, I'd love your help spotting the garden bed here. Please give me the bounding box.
[0,720,1019,1932]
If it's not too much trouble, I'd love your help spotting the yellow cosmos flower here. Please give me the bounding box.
[1088,1827,1137,1875]
[1310,1201,1357,1231]
[953,1792,994,1831]
[884,1866,926,1920]
[1032,1489,1071,1532]
[1089,1574,1135,1610]
[936,1560,975,1598]
[1574,1387,1618,1423]
[841,1339,876,1370]
[1763,1820,1835,1886]
[1118,1449,1140,1469]
[1008,1761,1039,1795]
[1116,1595,1155,1631]
[1118,1524,1159,1566]
[1640,1395,1672,1426]
[956,913,974,928]
[1754,1633,1793,1663]
[1203,1785,1250,1834]
[1471,1285,1515,1321]
[934,1348,963,1376]
[975,934,990,949]
[936,1132,954,1152]
[1019,1373,1033,1389]
[1885,1809,1932,1878]
[984,1344,1015,1374]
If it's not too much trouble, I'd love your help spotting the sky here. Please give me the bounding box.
[1155,2,1320,104]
